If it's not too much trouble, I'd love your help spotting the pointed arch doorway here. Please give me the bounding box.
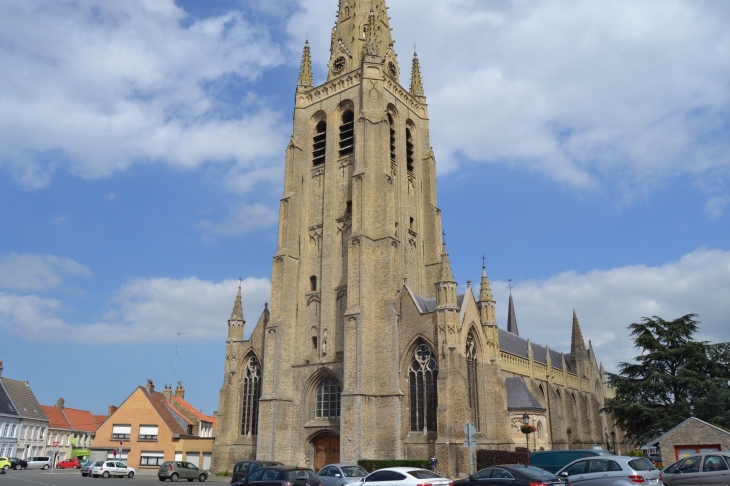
[313,435,340,472]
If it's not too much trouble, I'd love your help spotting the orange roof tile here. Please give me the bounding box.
[170,395,217,430]
[139,387,188,435]
[39,405,71,430]
[63,407,102,432]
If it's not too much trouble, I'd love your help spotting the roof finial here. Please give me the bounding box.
[508,278,514,294]
[298,38,314,88]
[410,49,425,98]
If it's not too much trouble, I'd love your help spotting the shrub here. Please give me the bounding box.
[215,470,232,476]
[476,450,528,470]
[358,460,430,472]
[627,450,644,457]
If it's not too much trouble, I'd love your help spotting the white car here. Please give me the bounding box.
[362,468,453,486]
[92,460,136,478]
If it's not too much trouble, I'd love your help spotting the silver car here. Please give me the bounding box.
[662,452,730,486]
[318,464,369,486]
[557,455,660,486]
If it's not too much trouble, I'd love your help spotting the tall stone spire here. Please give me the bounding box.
[227,281,245,340]
[507,291,519,335]
[570,309,589,376]
[298,39,314,89]
[410,50,425,99]
[477,260,497,327]
[438,241,455,283]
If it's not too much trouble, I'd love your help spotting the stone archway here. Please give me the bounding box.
[313,435,340,472]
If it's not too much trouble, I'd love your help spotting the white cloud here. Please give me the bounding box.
[490,247,730,373]
[198,202,279,236]
[0,253,92,291]
[0,277,271,343]
[289,0,730,201]
[0,0,288,188]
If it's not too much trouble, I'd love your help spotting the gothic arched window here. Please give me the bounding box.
[405,127,414,172]
[241,356,262,436]
[388,114,396,164]
[409,343,438,432]
[339,110,354,157]
[315,377,341,418]
[466,332,480,431]
[313,121,327,166]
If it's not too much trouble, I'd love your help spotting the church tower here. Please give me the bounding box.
[258,0,443,466]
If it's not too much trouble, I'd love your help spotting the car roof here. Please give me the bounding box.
[371,467,431,472]
[324,464,363,468]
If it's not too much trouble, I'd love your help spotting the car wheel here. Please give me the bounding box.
[15,465,21,470]
[103,471,110,478]
[43,465,49,470]
[128,472,134,478]
[198,474,207,482]
[3,465,9,470]
[170,473,179,482]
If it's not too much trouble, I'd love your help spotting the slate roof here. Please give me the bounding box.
[1,377,49,422]
[505,377,546,412]
[170,395,217,429]
[498,329,574,374]
[412,293,466,314]
[0,379,20,418]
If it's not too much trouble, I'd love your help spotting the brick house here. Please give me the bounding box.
[642,417,730,466]
[91,380,214,471]
[40,398,105,464]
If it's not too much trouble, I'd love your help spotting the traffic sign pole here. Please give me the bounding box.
[464,423,476,475]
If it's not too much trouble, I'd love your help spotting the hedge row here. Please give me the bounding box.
[358,460,431,473]
[476,450,528,470]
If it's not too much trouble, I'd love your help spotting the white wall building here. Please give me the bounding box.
[1,374,49,459]
[0,363,21,458]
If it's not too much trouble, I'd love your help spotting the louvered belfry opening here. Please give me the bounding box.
[406,127,414,172]
[241,356,262,436]
[388,114,396,163]
[339,110,355,157]
[313,120,327,166]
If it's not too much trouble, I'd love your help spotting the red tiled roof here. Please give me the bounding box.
[39,405,71,430]
[170,395,217,430]
[63,407,102,432]
[139,387,187,435]
[94,414,107,425]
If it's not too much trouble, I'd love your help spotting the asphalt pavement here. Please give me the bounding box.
[0,469,230,486]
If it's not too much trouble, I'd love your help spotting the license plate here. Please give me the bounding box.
[648,479,658,484]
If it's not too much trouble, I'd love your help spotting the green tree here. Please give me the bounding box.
[602,314,730,446]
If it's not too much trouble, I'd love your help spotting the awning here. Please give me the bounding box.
[72,449,91,457]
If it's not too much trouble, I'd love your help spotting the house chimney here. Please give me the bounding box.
[163,384,172,402]
[175,381,185,400]
[146,379,155,394]
[0,361,3,377]
[108,405,117,416]
[56,398,65,410]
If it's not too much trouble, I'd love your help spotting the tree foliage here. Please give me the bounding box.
[602,314,730,446]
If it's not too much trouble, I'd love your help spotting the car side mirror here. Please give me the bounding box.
[559,472,569,478]
[335,474,342,478]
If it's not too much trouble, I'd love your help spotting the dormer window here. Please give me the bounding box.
[339,110,354,157]
[313,121,327,166]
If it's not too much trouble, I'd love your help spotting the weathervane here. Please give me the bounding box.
[508,278,514,294]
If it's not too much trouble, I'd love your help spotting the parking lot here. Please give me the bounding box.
[0,469,230,485]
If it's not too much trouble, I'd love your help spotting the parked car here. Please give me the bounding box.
[82,461,104,477]
[231,466,320,486]
[57,457,82,469]
[91,460,135,478]
[318,463,369,486]
[363,467,452,486]
[556,455,660,486]
[662,452,730,486]
[26,456,51,470]
[9,457,28,470]
[231,460,285,484]
[454,465,561,486]
[158,461,208,482]
[530,450,614,474]
[0,456,10,470]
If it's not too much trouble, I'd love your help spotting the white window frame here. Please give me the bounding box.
[138,425,158,440]
[140,451,165,467]
[111,425,131,440]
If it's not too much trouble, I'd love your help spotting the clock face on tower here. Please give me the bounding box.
[388,61,397,77]
[333,56,347,73]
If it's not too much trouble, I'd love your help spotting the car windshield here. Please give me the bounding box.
[408,470,444,479]
[341,466,369,477]
[287,469,319,481]
[512,466,558,479]
[628,459,656,471]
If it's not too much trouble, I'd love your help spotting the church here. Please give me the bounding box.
[212,0,617,477]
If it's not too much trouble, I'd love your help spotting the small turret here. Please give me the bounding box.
[570,310,589,377]
[435,240,457,309]
[297,39,314,90]
[507,287,519,335]
[410,50,426,102]
[228,282,245,340]
[477,260,497,326]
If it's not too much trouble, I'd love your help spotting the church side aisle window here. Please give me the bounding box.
[466,333,480,431]
[313,121,327,166]
[316,377,342,418]
[339,110,354,157]
[241,356,262,436]
[409,344,438,432]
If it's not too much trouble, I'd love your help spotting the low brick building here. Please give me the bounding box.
[91,380,214,471]
[642,417,730,466]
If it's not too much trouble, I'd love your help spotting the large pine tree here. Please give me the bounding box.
[603,314,730,445]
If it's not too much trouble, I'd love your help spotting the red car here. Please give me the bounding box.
[57,458,82,469]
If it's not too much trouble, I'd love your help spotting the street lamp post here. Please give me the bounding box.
[610,431,616,454]
[520,413,533,465]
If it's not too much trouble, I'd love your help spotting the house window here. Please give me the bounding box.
[313,121,327,166]
[107,451,128,460]
[111,425,131,440]
[140,451,165,467]
[409,343,438,432]
[241,356,262,436]
[466,332,480,431]
[339,110,354,157]
[406,128,414,172]
[139,425,158,440]
[315,377,341,419]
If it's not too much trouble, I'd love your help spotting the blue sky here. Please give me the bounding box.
[1,0,729,417]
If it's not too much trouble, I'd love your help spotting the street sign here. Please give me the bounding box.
[462,439,477,447]
[464,423,476,437]
[53,441,59,447]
